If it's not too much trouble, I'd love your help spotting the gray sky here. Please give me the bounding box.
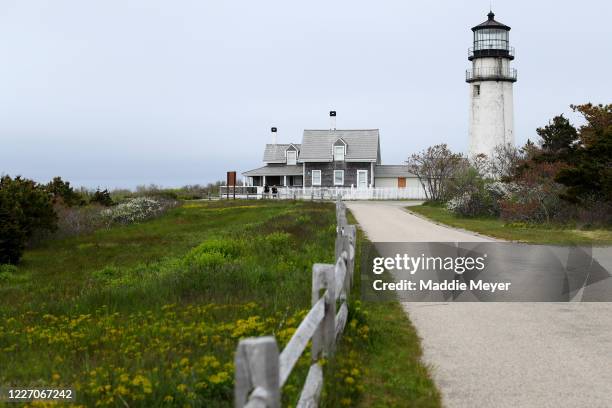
[1,0,610,189]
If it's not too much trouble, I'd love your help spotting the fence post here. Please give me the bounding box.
[344,225,357,288]
[234,337,280,408]
[311,264,336,360]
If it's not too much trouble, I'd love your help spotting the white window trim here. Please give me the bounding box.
[357,170,368,189]
[311,170,322,186]
[333,170,344,186]
[286,150,297,165]
[333,145,346,161]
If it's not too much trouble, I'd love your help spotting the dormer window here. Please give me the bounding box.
[333,145,345,161]
[286,150,297,165]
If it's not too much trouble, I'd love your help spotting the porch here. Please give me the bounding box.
[242,165,303,187]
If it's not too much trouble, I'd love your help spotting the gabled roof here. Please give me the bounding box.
[299,129,380,162]
[472,11,511,31]
[375,165,417,178]
[263,144,301,163]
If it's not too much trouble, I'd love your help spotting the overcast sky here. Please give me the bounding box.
[1,1,610,189]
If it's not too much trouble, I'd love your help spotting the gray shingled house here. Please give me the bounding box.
[243,112,420,192]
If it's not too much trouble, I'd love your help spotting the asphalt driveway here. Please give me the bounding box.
[346,201,612,408]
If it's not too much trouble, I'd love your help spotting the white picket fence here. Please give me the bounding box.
[234,199,357,408]
[283,186,427,200]
[219,186,427,200]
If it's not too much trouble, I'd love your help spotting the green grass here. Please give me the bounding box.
[409,203,612,245]
[0,200,440,407]
[356,302,440,408]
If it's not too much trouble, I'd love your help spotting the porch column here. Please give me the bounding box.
[263,175,266,186]
[283,175,287,186]
[370,162,374,187]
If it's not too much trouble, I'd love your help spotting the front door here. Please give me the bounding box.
[398,177,406,188]
[357,170,368,189]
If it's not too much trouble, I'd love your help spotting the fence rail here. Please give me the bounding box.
[234,199,357,407]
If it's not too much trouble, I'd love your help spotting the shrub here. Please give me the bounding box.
[499,184,570,224]
[184,238,244,270]
[100,197,173,225]
[0,205,26,264]
[90,189,114,207]
[446,189,497,217]
[46,176,85,207]
[0,176,57,264]
[575,196,612,227]
[446,181,510,217]
[500,162,570,223]
[53,203,106,238]
[185,251,228,270]
[0,264,19,284]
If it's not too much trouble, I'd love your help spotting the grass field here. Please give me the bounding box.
[409,203,612,245]
[0,200,439,407]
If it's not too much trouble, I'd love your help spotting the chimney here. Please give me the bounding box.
[271,127,277,144]
[329,111,337,130]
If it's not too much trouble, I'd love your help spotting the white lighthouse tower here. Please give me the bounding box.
[467,11,517,158]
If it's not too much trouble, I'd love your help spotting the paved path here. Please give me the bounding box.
[346,201,612,408]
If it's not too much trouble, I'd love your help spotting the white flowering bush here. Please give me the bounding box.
[485,181,518,200]
[446,179,523,218]
[101,197,172,225]
[446,193,469,214]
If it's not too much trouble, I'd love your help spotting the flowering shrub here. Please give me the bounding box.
[101,197,176,226]
[446,188,498,217]
[446,179,522,218]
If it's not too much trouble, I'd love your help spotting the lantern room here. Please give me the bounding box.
[468,11,514,60]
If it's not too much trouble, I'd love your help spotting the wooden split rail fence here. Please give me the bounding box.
[234,199,357,408]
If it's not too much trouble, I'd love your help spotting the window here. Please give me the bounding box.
[286,150,297,165]
[473,85,480,97]
[334,170,344,186]
[474,28,508,50]
[311,170,321,186]
[333,145,345,161]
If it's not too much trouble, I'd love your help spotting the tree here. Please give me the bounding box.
[536,114,579,160]
[0,176,57,264]
[489,143,524,181]
[406,144,464,201]
[555,103,612,202]
[46,176,84,207]
[90,189,114,207]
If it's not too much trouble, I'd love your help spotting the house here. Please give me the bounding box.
[243,112,423,195]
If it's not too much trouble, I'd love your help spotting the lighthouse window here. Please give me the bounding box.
[474,85,481,96]
[474,28,508,50]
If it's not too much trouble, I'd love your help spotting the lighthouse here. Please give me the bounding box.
[467,11,517,158]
